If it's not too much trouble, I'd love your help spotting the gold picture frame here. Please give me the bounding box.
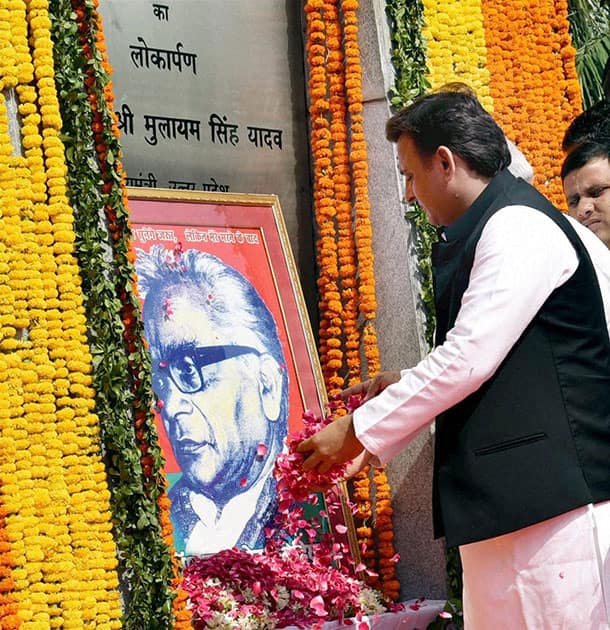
[127,188,359,560]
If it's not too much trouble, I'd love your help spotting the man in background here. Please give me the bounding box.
[562,138,610,249]
[136,245,288,555]
[562,99,610,153]
[562,54,610,153]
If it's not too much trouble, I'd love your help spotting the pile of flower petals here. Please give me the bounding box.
[183,546,386,629]
[181,396,390,629]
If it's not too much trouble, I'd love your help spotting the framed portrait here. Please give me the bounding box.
[127,188,357,559]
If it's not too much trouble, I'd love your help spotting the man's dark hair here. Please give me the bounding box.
[561,137,610,181]
[562,99,610,153]
[385,89,511,178]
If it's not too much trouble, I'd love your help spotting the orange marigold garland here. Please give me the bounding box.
[305,0,399,602]
[341,0,380,379]
[305,0,345,398]
[326,0,361,390]
[480,0,581,209]
[341,0,399,602]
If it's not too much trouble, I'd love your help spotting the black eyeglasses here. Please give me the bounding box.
[156,344,261,394]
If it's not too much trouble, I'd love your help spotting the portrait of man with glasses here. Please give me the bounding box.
[135,245,289,556]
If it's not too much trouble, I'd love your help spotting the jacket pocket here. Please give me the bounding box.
[473,432,548,457]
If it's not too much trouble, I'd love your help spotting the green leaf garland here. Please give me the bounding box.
[386,1,463,625]
[48,0,180,627]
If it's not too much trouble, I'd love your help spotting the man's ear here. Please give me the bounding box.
[436,145,456,178]
[258,353,283,421]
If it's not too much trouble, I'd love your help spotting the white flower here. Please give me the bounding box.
[358,587,387,616]
[275,585,290,610]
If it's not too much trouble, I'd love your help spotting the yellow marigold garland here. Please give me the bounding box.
[48,0,190,625]
[480,0,581,208]
[0,0,123,626]
[0,373,21,630]
[421,0,493,111]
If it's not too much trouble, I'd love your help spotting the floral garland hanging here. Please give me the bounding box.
[48,0,190,627]
[325,0,361,389]
[342,0,399,602]
[0,0,123,625]
[421,0,493,110]
[305,0,399,602]
[480,0,582,208]
[386,0,438,347]
[305,0,345,397]
[0,502,20,629]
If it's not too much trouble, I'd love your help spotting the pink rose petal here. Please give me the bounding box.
[310,595,328,617]
[256,443,268,458]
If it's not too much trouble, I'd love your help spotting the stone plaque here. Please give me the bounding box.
[98,0,316,312]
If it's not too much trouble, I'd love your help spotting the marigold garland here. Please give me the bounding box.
[48,0,190,627]
[421,0,493,111]
[325,0,361,390]
[480,0,582,208]
[306,0,345,397]
[340,0,399,602]
[0,0,123,626]
[342,0,380,380]
[0,376,21,630]
[305,0,399,602]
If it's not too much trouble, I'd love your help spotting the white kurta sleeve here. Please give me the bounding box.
[354,205,580,465]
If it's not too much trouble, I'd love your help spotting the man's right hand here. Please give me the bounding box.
[341,370,402,404]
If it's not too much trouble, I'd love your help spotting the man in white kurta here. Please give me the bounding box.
[298,90,610,629]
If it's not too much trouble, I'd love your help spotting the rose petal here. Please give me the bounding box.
[256,443,268,458]
[310,595,328,617]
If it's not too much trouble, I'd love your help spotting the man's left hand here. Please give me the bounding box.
[297,414,364,474]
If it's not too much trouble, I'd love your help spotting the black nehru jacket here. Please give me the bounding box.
[431,169,610,548]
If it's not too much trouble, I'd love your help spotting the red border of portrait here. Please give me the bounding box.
[127,188,358,558]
